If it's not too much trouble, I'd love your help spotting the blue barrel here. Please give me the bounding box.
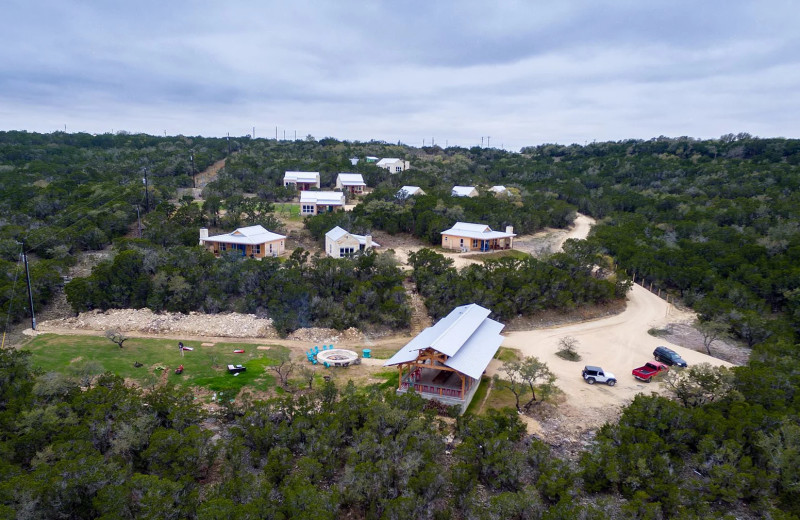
[363,349,371,358]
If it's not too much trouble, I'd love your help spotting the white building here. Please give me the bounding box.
[489,185,508,196]
[397,185,426,199]
[283,171,321,190]
[376,158,410,173]
[324,226,380,258]
[451,186,479,197]
[299,191,346,216]
[335,173,366,194]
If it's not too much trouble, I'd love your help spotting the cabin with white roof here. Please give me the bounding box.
[384,303,505,413]
[490,185,509,196]
[397,186,426,199]
[283,171,321,191]
[325,226,380,258]
[300,191,346,216]
[376,158,410,173]
[440,222,516,252]
[451,186,479,198]
[335,173,366,194]
[199,225,286,258]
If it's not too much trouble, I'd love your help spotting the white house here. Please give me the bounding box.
[451,186,479,197]
[199,225,286,258]
[324,226,380,258]
[376,158,410,173]
[489,185,509,196]
[283,171,321,191]
[383,303,505,413]
[397,186,426,199]
[335,173,366,194]
[299,191,346,216]
[440,222,516,252]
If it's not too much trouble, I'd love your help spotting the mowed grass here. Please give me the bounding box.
[23,334,290,394]
[463,249,530,262]
[274,203,301,221]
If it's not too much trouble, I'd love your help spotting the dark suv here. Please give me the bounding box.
[653,346,687,367]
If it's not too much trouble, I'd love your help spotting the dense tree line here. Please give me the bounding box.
[2,339,797,518]
[64,243,410,334]
[408,245,630,321]
[0,131,231,329]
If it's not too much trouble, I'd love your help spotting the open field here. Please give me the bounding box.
[24,334,290,394]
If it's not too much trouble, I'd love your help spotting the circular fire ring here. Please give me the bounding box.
[316,349,360,367]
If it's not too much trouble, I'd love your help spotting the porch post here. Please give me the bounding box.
[460,374,465,397]
[398,365,403,390]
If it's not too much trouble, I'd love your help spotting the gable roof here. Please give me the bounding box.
[383,303,505,379]
[325,226,380,247]
[300,191,346,205]
[490,185,507,193]
[397,185,424,198]
[203,225,286,245]
[284,171,320,183]
[441,222,516,240]
[376,158,402,167]
[337,173,365,186]
[451,186,477,196]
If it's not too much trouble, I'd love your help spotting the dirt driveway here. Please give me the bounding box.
[487,283,733,433]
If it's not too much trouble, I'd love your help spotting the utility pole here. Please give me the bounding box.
[481,137,484,147]
[487,136,491,148]
[22,242,35,330]
[294,130,297,140]
[253,126,255,138]
[190,152,195,188]
[227,133,231,155]
[275,126,278,140]
[143,168,149,212]
[136,205,142,237]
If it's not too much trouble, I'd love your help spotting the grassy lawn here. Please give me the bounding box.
[360,346,399,360]
[23,334,290,394]
[274,203,301,221]
[465,376,491,415]
[494,347,520,363]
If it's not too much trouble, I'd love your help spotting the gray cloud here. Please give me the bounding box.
[1,0,799,149]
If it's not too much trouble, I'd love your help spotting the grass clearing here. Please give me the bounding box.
[375,369,399,389]
[465,376,491,415]
[361,346,399,360]
[274,203,301,221]
[494,347,520,362]
[23,334,290,394]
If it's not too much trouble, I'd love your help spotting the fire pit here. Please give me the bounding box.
[315,349,360,367]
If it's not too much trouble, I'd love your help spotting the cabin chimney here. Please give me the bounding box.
[365,235,372,249]
[199,228,209,245]
[505,226,514,234]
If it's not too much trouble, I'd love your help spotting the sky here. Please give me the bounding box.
[2,0,800,150]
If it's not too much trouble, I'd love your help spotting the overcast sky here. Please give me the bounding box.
[2,1,799,150]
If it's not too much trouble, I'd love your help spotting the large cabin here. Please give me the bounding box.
[383,303,505,413]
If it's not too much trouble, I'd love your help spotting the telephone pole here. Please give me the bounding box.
[190,152,195,188]
[22,242,35,330]
[143,168,150,212]
[487,136,491,148]
[136,206,142,237]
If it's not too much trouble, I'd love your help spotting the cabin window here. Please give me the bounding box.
[220,243,226,251]
[301,204,314,214]
[339,247,355,258]
[253,244,261,255]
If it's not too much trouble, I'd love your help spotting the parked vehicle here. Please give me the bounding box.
[582,366,616,386]
[632,361,669,382]
[653,346,688,367]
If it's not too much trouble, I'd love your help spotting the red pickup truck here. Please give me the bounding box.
[632,361,669,382]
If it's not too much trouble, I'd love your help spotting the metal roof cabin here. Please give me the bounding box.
[384,303,505,413]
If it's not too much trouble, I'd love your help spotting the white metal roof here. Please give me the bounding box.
[451,186,477,196]
[490,185,507,192]
[384,303,505,379]
[398,186,424,197]
[203,225,286,245]
[376,158,401,167]
[440,222,516,240]
[284,171,320,183]
[325,226,379,247]
[337,173,365,185]
[300,191,345,205]
[439,222,517,240]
